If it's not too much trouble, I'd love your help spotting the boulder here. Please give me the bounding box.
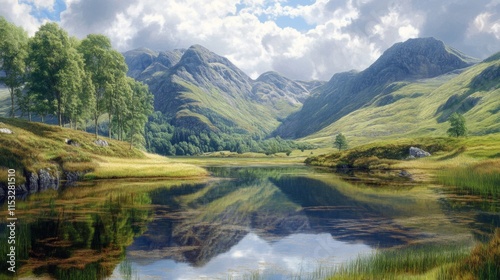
[0,128,13,134]
[65,138,80,147]
[409,147,431,158]
[27,171,39,193]
[38,168,59,191]
[94,139,109,147]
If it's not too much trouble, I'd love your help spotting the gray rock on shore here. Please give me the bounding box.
[409,147,431,158]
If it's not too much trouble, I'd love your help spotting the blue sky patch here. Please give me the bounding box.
[20,0,67,22]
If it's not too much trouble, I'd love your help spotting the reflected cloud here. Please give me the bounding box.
[114,232,372,279]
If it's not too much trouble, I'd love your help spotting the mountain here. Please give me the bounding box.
[274,37,480,139]
[124,45,320,136]
[300,49,500,146]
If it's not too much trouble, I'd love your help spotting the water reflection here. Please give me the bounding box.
[1,166,498,279]
[114,233,371,280]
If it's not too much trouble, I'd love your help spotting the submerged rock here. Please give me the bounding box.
[409,147,431,158]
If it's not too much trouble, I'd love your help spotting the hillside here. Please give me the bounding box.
[274,37,480,139]
[0,117,207,193]
[302,51,500,146]
[124,45,321,135]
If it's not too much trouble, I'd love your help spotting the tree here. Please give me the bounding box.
[447,112,467,137]
[0,17,28,117]
[78,35,128,138]
[125,78,153,149]
[27,22,83,126]
[334,133,348,151]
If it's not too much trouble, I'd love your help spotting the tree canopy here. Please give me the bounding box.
[334,133,348,151]
[447,112,467,137]
[0,18,153,149]
[0,17,29,117]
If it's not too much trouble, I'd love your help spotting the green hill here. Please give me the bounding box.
[274,37,480,140]
[302,52,500,147]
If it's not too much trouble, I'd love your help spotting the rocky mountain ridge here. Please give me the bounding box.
[124,45,322,135]
[274,37,480,138]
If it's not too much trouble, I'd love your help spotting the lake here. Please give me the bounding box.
[1,165,499,279]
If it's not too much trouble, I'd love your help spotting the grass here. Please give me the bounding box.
[305,136,462,170]
[436,159,500,197]
[303,58,500,148]
[443,229,500,280]
[328,244,470,280]
[86,153,208,179]
[307,134,500,170]
[0,117,207,184]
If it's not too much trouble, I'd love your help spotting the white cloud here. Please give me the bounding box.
[0,0,41,35]
[469,12,500,39]
[1,0,499,81]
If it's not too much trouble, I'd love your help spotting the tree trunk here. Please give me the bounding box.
[108,113,112,139]
[57,95,62,127]
[94,113,98,139]
[9,87,15,118]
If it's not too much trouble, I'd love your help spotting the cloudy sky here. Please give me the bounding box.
[1,0,499,80]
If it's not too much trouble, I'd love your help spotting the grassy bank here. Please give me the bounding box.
[436,160,500,197]
[0,117,207,183]
[330,244,470,280]
[306,134,500,179]
[328,229,500,280]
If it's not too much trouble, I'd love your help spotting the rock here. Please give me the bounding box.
[26,171,39,193]
[65,138,80,147]
[0,128,13,134]
[94,139,109,147]
[399,170,413,179]
[409,147,431,158]
[0,168,60,198]
[38,168,59,191]
[64,170,89,185]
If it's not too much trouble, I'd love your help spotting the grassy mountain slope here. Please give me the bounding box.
[275,38,479,139]
[125,45,318,136]
[304,53,500,146]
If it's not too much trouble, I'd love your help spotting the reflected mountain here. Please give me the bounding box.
[125,167,434,267]
[2,166,496,279]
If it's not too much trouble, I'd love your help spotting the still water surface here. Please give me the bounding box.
[1,165,499,279]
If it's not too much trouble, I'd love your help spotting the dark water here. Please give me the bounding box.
[1,166,499,279]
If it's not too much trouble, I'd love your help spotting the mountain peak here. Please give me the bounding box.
[367,37,478,82]
[180,44,232,66]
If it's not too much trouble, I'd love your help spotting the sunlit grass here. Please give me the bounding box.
[443,229,500,280]
[0,118,208,182]
[328,244,470,280]
[437,159,500,197]
[304,60,500,147]
[86,153,209,179]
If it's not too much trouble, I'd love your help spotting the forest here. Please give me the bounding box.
[0,17,153,148]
